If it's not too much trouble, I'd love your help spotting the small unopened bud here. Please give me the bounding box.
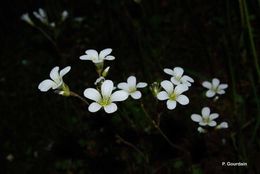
[6,154,14,162]
[216,122,228,129]
[102,66,110,77]
[197,127,207,133]
[150,82,161,97]
[55,83,70,96]
[21,13,34,26]
[61,10,69,21]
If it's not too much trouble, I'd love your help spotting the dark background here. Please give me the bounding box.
[0,0,259,173]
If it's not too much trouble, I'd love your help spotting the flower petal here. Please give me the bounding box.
[202,81,211,89]
[110,90,128,102]
[206,90,215,98]
[104,103,117,113]
[85,49,98,58]
[127,76,136,87]
[219,84,228,89]
[170,77,181,85]
[181,75,194,83]
[167,100,177,110]
[136,82,147,88]
[208,121,217,127]
[130,91,141,99]
[101,80,114,98]
[176,95,189,105]
[212,78,220,87]
[88,102,102,112]
[117,82,129,90]
[197,127,207,133]
[38,79,56,92]
[157,91,169,100]
[191,114,202,122]
[202,107,210,117]
[174,84,188,95]
[83,88,101,102]
[99,48,112,59]
[59,66,71,77]
[209,113,219,120]
[173,67,184,77]
[163,68,174,75]
[217,89,225,94]
[49,66,60,81]
[104,55,115,60]
[79,55,93,60]
[216,122,228,129]
[161,80,173,94]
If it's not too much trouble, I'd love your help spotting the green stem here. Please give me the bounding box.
[70,91,89,105]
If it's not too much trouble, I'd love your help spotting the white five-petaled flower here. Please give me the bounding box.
[84,80,128,114]
[202,78,228,98]
[38,66,71,95]
[157,80,189,110]
[164,67,194,87]
[21,13,34,26]
[79,48,115,64]
[191,107,219,127]
[118,76,147,99]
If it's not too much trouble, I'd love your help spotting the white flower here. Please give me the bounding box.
[157,80,189,110]
[38,66,71,94]
[202,78,228,98]
[216,122,228,129]
[191,107,219,127]
[118,76,147,99]
[21,13,34,26]
[61,10,69,21]
[79,48,115,64]
[33,8,48,24]
[84,80,128,114]
[197,127,207,133]
[164,67,194,87]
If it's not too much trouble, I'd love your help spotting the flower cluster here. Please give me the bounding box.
[21,8,69,27]
[191,107,228,133]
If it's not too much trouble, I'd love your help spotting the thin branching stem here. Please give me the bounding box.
[70,91,89,105]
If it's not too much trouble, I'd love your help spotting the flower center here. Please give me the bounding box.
[169,92,177,100]
[202,116,211,124]
[99,97,111,106]
[129,87,136,93]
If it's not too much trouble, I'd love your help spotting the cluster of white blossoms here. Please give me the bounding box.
[191,107,228,133]
[21,8,69,27]
[37,46,229,131]
[155,67,193,110]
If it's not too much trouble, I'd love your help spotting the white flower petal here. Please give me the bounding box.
[209,113,219,120]
[130,91,141,99]
[170,77,181,85]
[191,114,202,122]
[174,84,188,95]
[197,127,207,133]
[127,76,136,87]
[136,82,147,88]
[173,67,184,77]
[38,79,56,92]
[49,66,60,81]
[217,89,225,94]
[88,102,102,112]
[104,55,115,60]
[206,90,216,98]
[176,95,189,105]
[212,78,220,87]
[117,82,129,91]
[110,90,128,102]
[79,55,93,60]
[217,122,228,129]
[219,84,228,89]
[157,91,169,100]
[99,48,112,59]
[202,81,211,89]
[104,103,117,113]
[167,100,177,110]
[83,88,102,102]
[202,107,210,117]
[101,80,114,98]
[161,80,173,94]
[182,75,194,83]
[199,122,207,126]
[208,121,217,127]
[163,68,174,75]
[85,49,98,58]
[59,66,71,77]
